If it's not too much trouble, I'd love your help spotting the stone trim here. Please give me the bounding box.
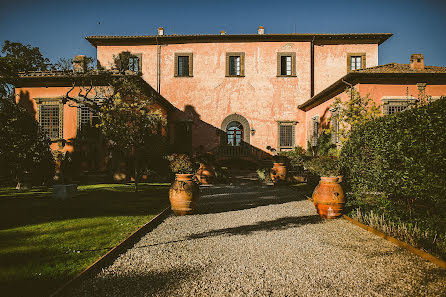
[277,121,296,150]
[381,96,417,115]
[35,97,64,140]
[347,52,366,73]
[225,52,245,77]
[276,52,296,77]
[174,53,193,77]
[221,113,250,144]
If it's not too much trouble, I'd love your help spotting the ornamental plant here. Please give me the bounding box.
[167,154,195,174]
[304,156,340,177]
[329,88,381,148]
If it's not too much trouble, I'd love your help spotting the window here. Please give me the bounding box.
[347,53,366,72]
[226,121,244,146]
[277,52,296,76]
[35,98,63,140]
[77,105,99,131]
[277,121,296,150]
[118,52,142,73]
[174,53,193,77]
[128,56,140,73]
[226,52,245,77]
[382,97,417,115]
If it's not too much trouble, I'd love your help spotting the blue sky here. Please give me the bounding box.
[1,0,445,66]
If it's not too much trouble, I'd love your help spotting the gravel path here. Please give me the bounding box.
[71,177,446,297]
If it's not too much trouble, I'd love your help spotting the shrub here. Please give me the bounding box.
[278,146,307,171]
[256,167,272,183]
[304,156,340,177]
[341,97,446,257]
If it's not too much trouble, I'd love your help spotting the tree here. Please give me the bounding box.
[0,40,50,97]
[329,87,381,148]
[98,94,167,191]
[0,96,54,187]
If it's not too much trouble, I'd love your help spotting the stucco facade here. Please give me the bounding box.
[89,31,389,153]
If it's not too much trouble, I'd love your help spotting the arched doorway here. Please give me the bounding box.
[221,114,250,145]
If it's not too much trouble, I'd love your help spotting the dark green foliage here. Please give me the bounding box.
[0,98,54,185]
[341,97,446,257]
[0,41,49,97]
[278,146,307,171]
[304,156,340,177]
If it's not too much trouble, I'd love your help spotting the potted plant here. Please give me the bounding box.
[270,155,288,185]
[304,156,344,219]
[167,154,199,215]
[195,152,216,185]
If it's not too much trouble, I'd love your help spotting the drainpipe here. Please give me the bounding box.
[310,36,315,97]
[341,78,354,100]
[156,36,160,93]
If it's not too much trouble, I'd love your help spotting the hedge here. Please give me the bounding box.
[340,97,446,226]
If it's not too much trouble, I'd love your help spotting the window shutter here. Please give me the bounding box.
[277,53,281,76]
[291,53,296,76]
[361,54,366,69]
[225,54,230,76]
[347,54,352,72]
[189,53,193,77]
[240,53,245,76]
[174,54,179,77]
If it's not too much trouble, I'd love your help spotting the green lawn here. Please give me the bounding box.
[0,183,170,297]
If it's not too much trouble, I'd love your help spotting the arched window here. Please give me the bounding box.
[226,121,244,146]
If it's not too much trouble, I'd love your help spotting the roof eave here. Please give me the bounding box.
[298,72,446,111]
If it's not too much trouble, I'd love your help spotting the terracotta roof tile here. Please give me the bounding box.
[354,63,446,73]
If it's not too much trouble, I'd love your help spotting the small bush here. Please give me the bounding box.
[257,167,272,183]
[278,146,307,171]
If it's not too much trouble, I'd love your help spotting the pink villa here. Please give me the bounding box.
[14,27,446,168]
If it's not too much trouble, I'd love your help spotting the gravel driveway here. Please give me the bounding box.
[70,177,446,296]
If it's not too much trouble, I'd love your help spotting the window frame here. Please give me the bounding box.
[77,104,99,131]
[277,52,296,77]
[347,53,366,72]
[381,96,417,115]
[225,52,245,77]
[277,120,297,151]
[35,97,64,141]
[174,53,193,77]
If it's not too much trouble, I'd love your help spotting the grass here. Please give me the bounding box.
[0,183,170,297]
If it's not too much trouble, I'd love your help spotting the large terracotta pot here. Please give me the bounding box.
[196,163,215,184]
[312,176,345,219]
[270,162,287,184]
[169,174,199,215]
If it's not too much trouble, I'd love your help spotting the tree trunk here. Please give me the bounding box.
[134,155,138,192]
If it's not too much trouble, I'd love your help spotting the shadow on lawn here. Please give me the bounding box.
[0,184,170,229]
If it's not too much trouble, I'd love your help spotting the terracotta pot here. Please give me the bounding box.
[196,163,215,184]
[169,174,199,215]
[312,176,345,219]
[270,162,287,184]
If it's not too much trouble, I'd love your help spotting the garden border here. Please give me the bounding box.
[49,206,172,297]
[343,215,446,269]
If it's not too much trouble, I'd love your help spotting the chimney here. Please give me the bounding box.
[410,53,424,70]
[220,30,226,35]
[158,27,164,36]
[258,26,264,35]
[73,55,87,73]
